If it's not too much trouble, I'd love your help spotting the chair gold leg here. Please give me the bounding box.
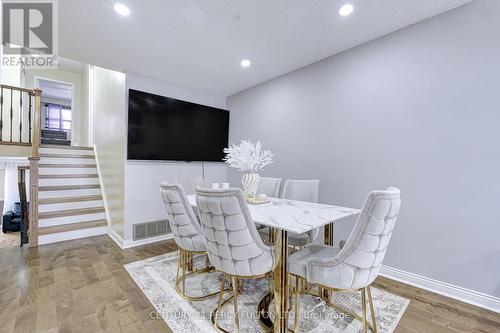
[181,250,187,296]
[215,273,227,326]
[367,286,378,333]
[300,281,376,333]
[188,252,194,271]
[294,276,301,333]
[361,288,367,333]
[175,249,181,286]
[175,249,223,302]
[268,276,273,294]
[231,276,240,332]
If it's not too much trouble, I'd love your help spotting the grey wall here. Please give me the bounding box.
[227,0,500,298]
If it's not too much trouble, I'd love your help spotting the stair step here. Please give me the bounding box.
[40,144,93,151]
[39,219,107,235]
[40,153,95,159]
[39,199,104,213]
[39,164,97,168]
[38,224,107,245]
[39,167,98,176]
[39,178,99,187]
[39,188,101,198]
[38,212,106,227]
[39,184,101,191]
[39,195,103,205]
[39,207,105,219]
[39,174,98,179]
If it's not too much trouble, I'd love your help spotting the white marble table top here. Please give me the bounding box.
[188,195,360,234]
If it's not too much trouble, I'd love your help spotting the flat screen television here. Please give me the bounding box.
[127,89,229,161]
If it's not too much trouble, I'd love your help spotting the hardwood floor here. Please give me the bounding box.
[0,235,498,333]
[0,231,20,249]
[373,278,500,333]
[0,235,175,333]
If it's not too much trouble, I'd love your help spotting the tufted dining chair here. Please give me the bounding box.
[260,179,321,247]
[281,179,320,203]
[195,187,276,332]
[257,177,282,198]
[288,187,401,333]
[255,177,282,231]
[160,182,222,301]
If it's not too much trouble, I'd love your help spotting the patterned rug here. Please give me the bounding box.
[125,252,409,333]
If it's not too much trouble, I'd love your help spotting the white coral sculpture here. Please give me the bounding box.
[223,140,274,172]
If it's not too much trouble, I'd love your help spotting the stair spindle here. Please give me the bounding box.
[29,93,33,143]
[19,90,23,142]
[10,89,13,141]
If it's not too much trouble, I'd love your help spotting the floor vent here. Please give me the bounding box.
[133,219,170,241]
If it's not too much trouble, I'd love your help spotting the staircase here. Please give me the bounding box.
[1,84,108,247]
[37,145,107,245]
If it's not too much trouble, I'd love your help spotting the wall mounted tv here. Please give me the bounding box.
[127,89,229,162]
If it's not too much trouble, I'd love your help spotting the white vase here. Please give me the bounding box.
[241,172,260,198]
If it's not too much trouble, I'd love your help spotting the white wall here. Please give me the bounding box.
[227,0,500,300]
[93,67,126,238]
[123,72,227,240]
[0,62,22,86]
[0,169,4,201]
[0,63,23,142]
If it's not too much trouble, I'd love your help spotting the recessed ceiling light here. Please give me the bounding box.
[339,4,354,16]
[114,3,130,16]
[240,59,251,68]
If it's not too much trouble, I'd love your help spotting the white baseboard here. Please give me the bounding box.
[380,265,500,313]
[107,228,173,249]
[122,233,174,249]
[108,227,125,248]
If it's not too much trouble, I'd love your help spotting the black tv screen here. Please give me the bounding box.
[127,89,229,161]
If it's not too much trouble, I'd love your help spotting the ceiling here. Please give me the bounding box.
[58,57,86,74]
[59,0,472,96]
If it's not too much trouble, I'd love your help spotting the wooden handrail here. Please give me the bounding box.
[0,85,41,146]
[0,83,36,94]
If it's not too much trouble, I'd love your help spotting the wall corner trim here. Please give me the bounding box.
[108,227,125,249]
[380,265,500,314]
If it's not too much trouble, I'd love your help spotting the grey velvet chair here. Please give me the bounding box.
[261,179,321,247]
[160,182,222,301]
[289,187,401,333]
[257,177,282,197]
[282,179,321,247]
[255,177,282,230]
[195,187,276,332]
[281,179,320,203]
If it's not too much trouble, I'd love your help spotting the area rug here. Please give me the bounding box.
[124,252,409,333]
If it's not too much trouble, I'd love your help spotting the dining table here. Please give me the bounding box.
[188,194,360,333]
